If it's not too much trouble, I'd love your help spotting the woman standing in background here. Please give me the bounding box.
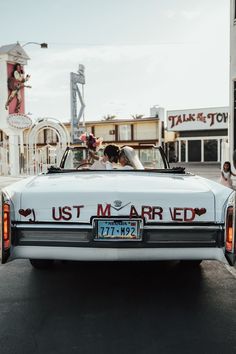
[220,161,236,189]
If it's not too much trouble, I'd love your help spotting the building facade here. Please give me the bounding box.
[85,116,163,148]
[166,107,229,163]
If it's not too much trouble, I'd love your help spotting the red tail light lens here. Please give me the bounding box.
[3,203,10,249]
[226,206,233,252]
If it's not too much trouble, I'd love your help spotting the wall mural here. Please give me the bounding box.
[5,63,31,114]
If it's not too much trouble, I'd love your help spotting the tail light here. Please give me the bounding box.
[3,203,10,250]
[226,206,234,252]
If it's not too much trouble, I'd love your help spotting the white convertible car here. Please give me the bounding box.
[0,145,235,269]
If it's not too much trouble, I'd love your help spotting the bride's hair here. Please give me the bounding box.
[119,146,144,169]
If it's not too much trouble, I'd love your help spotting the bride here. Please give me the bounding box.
[118,146,144,170]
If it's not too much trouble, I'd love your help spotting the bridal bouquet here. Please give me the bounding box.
[79,132,103,151]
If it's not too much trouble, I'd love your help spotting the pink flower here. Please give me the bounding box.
[79,133,88,142]
[79,132,103,151]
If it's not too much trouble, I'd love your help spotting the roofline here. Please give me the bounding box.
[61,117,160,127]
[0,42,30,60]
[166,106,229,113]
[84,117,160,124]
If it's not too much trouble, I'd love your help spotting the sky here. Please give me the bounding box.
[0,0,230,123]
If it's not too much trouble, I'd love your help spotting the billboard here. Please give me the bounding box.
[5,63,31,114]
[167,107,229,132]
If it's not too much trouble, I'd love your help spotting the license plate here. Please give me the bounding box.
[95,219,142,240]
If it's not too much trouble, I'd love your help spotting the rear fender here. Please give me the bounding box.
[0,192,12,264]
[225,192,236,266]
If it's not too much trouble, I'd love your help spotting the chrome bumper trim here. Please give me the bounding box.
[10,246,228,264]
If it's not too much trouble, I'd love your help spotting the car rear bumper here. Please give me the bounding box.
[9,245,228,263]
[7,222,230,264]
[12,223,224,247]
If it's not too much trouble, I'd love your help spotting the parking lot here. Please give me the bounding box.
[170,162,221,181]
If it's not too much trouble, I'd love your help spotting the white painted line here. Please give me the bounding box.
[224,264,236,278]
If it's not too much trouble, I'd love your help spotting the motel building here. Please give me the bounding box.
[166,107,229,163]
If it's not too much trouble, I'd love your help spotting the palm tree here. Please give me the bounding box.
[131,114,144,119]
[103,114,116,121]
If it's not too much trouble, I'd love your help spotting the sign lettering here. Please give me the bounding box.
[52,205,84,221]
[167,108,229,131]
[49,204,206,222]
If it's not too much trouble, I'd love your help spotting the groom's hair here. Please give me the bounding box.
[104,145,120,163]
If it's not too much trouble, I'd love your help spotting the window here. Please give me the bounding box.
[204,140,217,161]
[181,141,186,162]
[45,129,58,144]
[118,125,131,141]
[37,130,44,144]
[37,129,58,144]
[63,148,87,169]
[188,140,201,162]
[138,148,165,169]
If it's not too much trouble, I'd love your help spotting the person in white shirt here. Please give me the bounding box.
[90,144,120,170]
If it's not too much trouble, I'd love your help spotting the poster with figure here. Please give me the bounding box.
[5,63,31,114]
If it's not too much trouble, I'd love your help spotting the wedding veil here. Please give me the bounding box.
[121,146,144,170]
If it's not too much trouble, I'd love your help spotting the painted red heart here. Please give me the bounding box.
[194,208,206,216]
[19,208,32,217]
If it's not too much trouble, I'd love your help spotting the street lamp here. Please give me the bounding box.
[22,42,48,48]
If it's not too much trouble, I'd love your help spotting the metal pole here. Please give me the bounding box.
[82,84,85,127]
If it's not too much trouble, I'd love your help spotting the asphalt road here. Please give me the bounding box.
[0,166,236,354]
[170,162,221,182]
[0,259,236,354]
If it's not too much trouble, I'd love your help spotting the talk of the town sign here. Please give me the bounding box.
[167,107,229,132]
